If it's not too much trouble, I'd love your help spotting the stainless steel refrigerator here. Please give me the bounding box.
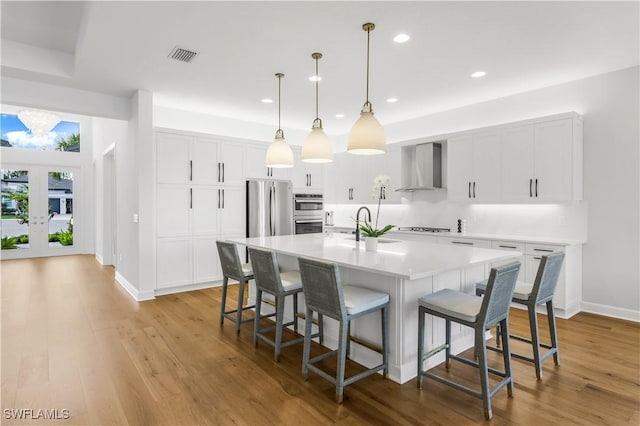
[246,179,294,238]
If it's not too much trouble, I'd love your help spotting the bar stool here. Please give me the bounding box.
[417,262,521,420]
[216,240,255,335]
[248,247,322,362]
[475,252,565,380]
[298,256,389,403]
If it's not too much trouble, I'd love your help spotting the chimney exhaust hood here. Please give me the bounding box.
[396,142,445,192]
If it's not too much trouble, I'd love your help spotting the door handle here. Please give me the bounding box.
[189,160,193,181]
[468,182,471,198]
[473,181,476,198]
[530,178,533,197]
[222,162,225,182]
[535,178,538,197]
[222,189,225,209]
[309,174,312,187]
[217,189,220,209]
[190,188,193,209]
[217,163,221,182]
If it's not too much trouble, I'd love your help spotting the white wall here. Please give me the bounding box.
[333,66,639,316]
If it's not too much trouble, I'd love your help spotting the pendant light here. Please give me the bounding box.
[266,73,294,168]
[301,52,333,163]
[347,22,386,155]
[17,109,61,135]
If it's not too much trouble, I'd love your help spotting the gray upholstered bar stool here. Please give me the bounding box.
[475,251,565,380]
[248,247,323,362]
[417,262,521,420]
[216,241,256,334]
[298,257,390,404]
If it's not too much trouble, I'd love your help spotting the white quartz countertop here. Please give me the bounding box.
[326,226,585,246]
[228,233,520,280]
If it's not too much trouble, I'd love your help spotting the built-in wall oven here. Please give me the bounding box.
[293,193,323,234]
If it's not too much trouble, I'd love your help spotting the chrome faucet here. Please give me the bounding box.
[355,206,372,242]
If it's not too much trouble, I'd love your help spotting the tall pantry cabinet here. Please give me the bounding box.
[155,131,245,292]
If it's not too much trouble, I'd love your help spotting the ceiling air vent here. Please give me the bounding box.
[168,46,199,63]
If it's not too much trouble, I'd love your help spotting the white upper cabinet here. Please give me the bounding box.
[447,130,501,202]
[245,144,271,179]
[192,138,220,184]
[292,147,324,192]
[501,117,581,202]
[157,133,192,184]
[218,141,244,186]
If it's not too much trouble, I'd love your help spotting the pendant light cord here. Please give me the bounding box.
[278,74,282,131]
[315,56,319,120]
[366,26,370,104]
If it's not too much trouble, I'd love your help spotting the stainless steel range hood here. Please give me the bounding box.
[395,142,445,192]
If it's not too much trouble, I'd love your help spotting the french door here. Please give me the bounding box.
[1,165,81,259]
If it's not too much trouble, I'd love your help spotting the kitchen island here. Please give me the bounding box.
[228,233,520,384]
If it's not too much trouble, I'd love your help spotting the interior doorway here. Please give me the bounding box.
[101,144,117,266]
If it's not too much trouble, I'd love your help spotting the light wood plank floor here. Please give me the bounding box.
[2,255,639,425]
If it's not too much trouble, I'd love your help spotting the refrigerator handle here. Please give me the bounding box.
[271,184,277,235]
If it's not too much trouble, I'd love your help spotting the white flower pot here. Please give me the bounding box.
[365,237,378,252]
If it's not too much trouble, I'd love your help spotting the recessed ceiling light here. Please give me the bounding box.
[393,33,410,43]
[386,98,398,103]
[471,71,487,78]
[309,75,322,82]
[335,114,345,118]
[261,98,273,103]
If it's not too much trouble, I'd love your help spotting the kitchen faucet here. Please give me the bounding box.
[355,206,372,242]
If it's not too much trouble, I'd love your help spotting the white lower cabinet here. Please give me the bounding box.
[156,238,192,289]
[490,240,526,282]
[437,236,492,248]
[193,237,221,284]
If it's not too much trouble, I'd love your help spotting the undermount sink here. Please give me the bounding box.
[345,237,401,244]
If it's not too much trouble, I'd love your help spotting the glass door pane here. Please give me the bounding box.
[48,171,74,248]
[1,170,30,250]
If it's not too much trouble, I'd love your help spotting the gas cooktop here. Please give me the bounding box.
[397,226,451,233]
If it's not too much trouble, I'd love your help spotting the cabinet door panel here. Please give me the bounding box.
[157,238,192,289]
[220,142,245,186]
[192,139,220,184]
[473,131,501,202]
[447,135,474,201]
[501,125,534,201]
[245,145,271,179]
[193,237,220,283]
[534,119,572,201]
[192,187,220,235]
[219,187,245,235]
[157,185,191,236]
[157,133,191,184]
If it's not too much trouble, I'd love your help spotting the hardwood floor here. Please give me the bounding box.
[2,255,639,425]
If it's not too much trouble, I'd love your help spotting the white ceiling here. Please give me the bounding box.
[1,1,638,134]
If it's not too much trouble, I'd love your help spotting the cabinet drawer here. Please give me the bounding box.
[525,243,564,256]
[437,236,492,248]
[491,240,525,252]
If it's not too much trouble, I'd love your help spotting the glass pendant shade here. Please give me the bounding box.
[266,131,293,168]
[18,109,61,135]
[347,109,386,155]
[302,123,333,163]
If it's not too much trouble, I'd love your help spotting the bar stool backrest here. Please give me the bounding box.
[479,262,521,328]
[531,252,565,304]
[298,257,345,320]
[248,247,284,294]
[217,241,245,281]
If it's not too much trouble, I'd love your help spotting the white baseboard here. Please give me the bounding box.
[96,254,104,265]
[115,271,155,302]
[581,301,640,322]
[154,281,220,297]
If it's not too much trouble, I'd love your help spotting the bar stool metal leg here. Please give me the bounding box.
[236,279,246,335]
[302,307,313,380]
[547,300,560,365]
[500,318,514,397]
[220,276,229,325]
[476,327,492,420]
[254,289,263,347]
[274,295,285,362]
[335,319,349,403]
[528,307,543,380]
[417,306,425,389]
[382,306,389,378]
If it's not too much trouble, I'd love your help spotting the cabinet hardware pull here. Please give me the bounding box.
[473,181,476,198]
[217,189,220,209]
[218,163,221,182]
[499,245,517,249]
[533,256,542,260]
[222,189,225,209]
[530,178,533,197]
[468,182,471,198]
[533,248,554,252]
[452,241,473,245]
[189,160,193,181]
[190,188,193,209]
[535,178,538,197]
[222,163,225,182]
